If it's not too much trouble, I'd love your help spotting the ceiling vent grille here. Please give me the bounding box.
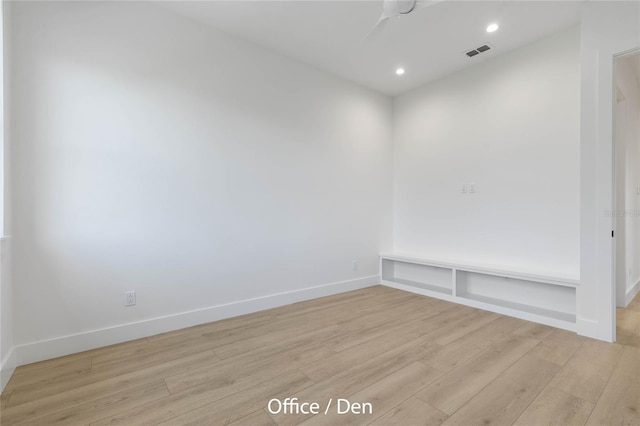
[466,44,492,58]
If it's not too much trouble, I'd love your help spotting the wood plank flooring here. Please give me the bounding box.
[1,285,639,425]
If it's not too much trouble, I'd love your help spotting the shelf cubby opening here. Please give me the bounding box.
[456,270,576,323]
[381,259,452,295]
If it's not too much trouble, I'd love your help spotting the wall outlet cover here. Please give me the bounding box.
[125,291,136,307]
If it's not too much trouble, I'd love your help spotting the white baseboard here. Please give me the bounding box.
[14,275,380,366]
[0,347,16,394]
[625,278,640,307]
[576,317,600,340]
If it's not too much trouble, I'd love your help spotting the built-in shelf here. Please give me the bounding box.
[389,278,452,296]
[380,253,579,332]
[458,293,576,324]
[381,258,453,296]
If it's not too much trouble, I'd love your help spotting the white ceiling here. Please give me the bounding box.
[161,1,582,96]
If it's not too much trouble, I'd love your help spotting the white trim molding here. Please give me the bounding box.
[626,278,640,307]
[14,275,379,366]
[576,317,599,339]
[579,0,640,343]
[0,347,16,393]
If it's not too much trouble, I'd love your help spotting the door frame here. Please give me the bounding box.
[611,49,640,341]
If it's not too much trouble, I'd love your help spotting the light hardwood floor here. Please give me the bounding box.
[1,286,638,425]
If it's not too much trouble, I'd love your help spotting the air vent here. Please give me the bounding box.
[465,44,492,58]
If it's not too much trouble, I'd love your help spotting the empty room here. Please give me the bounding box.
[0,0,639,425]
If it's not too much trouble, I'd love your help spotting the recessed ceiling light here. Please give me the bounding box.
[395,68,405,75]
[486,23,499,33]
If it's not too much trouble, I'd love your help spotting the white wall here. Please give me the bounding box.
[9,1,393,363]
[392,28,580,278]
[615,55,640,307]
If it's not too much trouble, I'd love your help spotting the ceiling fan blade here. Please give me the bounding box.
[365,15,390,41]
[414,0,446,11]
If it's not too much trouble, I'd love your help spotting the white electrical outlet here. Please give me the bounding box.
[469,183,476,193]
[352,260,359,271]
[125,291,136,307]
[461,184,468,194]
